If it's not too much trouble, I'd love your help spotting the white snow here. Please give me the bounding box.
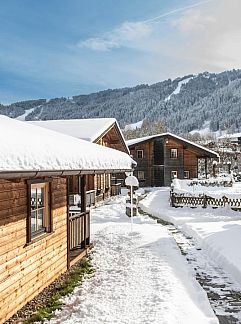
[218,132,241,140]
[190,121,211,136]
[126,132,219,158]
[16,107,36,121]
[140,188,241,288]
[171,178,240,199]
[0,116,135,173]
[165,77,193,102]
[29,118,122,143]
[124,120,143,131]
[48,195,217,324]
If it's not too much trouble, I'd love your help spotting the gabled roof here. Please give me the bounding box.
[126,133,219,158]
[0,116,135,178]
[29,118,129,153]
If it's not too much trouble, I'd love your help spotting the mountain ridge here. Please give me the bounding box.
[1,69,241,134]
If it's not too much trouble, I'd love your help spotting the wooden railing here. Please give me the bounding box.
[69,190,96,208]
[86,190,96,207]
[170,192,241,210]
[111,183,121,196]
[69,210,90,250]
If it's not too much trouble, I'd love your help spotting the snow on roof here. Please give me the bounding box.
[30,118,119,143]
[126,133,219,158]
[0,116,135,173]
[218,132,241,140]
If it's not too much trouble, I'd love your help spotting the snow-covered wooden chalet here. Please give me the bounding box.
[0,116,135,323]
[127,133,219,187]
[30,118,129,206]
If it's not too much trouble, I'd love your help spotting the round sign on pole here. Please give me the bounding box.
[125,175,139,187]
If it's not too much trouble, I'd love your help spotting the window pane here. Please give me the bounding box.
[37,208,45,231]
[30,183,47,236]
[31,210,37,233]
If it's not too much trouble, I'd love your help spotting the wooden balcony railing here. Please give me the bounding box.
[111,183,121,196]
[69,210,90,250]
[69,190,96,208]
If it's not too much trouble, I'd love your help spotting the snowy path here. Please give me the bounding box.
[140,188,241,322]
[48,196,217,324]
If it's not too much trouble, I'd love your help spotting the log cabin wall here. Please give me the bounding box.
[183,150,198,179]
[0,177,68,323]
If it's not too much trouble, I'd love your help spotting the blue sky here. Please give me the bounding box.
[0,0,240,103]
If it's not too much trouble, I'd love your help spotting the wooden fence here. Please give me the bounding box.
[170,192,241,210]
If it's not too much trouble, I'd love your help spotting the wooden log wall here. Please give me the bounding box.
[0,177,68,323]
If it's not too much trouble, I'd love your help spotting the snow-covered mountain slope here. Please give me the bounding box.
[1,69,241,134]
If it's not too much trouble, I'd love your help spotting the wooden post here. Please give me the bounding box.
[66,177,70,269]
[205,158,208,179]
[81,175,87,247]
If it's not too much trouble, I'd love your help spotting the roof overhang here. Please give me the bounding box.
[0,167,135,180]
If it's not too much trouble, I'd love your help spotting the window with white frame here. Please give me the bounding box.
[137,171,145,180]
[29,181,51,240]
[184,171,190,179]
[171,171,178,179]
[137,150,144,159]
[170,148,178,158]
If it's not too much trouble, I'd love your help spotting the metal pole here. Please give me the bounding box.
[130,184,133,232]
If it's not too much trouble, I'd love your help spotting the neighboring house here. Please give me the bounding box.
[0,116,135,323]
[127,133,219,187]
[30,118,129,204]
[218,132,241,145]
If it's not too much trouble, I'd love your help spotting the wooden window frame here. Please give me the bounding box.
[26,178,52,244]
[137,150,144,159]
[171,171,178,179]
[184,171,190,179]
[137,171,145,180]
[170,148,178,159]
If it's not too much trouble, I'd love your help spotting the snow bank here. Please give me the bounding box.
[172,178,241,199]
[140,189,241,287]
[183,221,241,286]
[0,116,135,172]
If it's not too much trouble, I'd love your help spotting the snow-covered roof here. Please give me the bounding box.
[30,118,122,143]
[126,133,219,158]
[218,132,241,140]
[0,116,135,176]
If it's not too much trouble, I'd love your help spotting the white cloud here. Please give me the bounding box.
[78,21,152,51]
[173,0,241,71]
[173,9,216,33]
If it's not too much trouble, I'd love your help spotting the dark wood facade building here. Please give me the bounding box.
[127,133,219,187]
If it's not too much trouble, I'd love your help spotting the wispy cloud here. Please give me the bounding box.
[78,21,152,51]
[77,0,215,52]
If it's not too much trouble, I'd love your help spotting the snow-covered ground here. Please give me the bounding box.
[140,188,241,288]
[124,120,143,131]
[49,195,217,324]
